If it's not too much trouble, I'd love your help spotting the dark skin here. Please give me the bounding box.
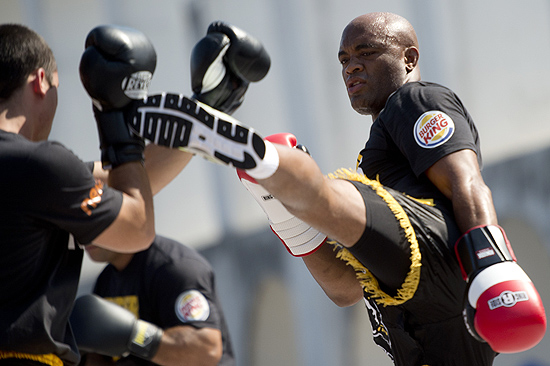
[255,12,498,306]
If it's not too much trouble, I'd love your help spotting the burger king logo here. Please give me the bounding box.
[413,110,455,148]
[175,290,210,322]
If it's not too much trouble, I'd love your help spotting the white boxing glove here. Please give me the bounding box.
[237,133,326,256]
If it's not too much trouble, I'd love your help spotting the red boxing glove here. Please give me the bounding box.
[456,225,547,353]
[237,133,326,256]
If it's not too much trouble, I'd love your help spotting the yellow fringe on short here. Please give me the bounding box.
[328,168,422,307]
[0,351,63,366]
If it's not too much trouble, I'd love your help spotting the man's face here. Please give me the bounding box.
[338,22,407,117]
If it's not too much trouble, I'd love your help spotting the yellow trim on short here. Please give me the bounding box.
[328,168,422,307]
[407,195,435,207]
[0,351,63,366]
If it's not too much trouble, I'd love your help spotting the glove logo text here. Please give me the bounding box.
[122,71,153,99]
[132,320,156,347]
[261,194,274,201]
[488,290,529,310]
[476,247,495,260]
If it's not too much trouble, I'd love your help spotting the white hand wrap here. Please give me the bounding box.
[240,176,326,257]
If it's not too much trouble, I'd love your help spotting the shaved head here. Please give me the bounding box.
[344,12,419,50]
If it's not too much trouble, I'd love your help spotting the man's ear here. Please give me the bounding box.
[31,68,49,96]
[404,47,419,73]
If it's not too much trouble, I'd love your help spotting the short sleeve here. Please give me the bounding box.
[152,257,223,330]
[26,141,122,244]
[380,83,479,176]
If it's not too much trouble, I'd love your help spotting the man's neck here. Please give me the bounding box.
[0,101,28,136]
[111,253,134,271]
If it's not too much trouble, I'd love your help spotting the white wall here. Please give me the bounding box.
[3,1,550,365]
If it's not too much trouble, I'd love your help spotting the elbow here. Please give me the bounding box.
[125,217,155,252]
[138,228,155,251]
[124,219,155,252]
[132,207,155,251]
[139,206,156,251]
[163,346,220,366]
[159,327,222,366]
[198,336,223,366]
[331,295,362,308]
[204,346,223,366]
[116,194,156,252]
[134,221,155,251]
[324,287,364,308]
[194,338,223,366]
[175,346,221,366]
[143,218,156,247]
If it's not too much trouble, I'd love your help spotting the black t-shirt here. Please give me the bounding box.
[93,235,235,365]
[357,81,481,209]
[0,131,122,365]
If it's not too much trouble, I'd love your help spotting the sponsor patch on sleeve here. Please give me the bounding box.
[413,110,455,148]
[175,290,210,322]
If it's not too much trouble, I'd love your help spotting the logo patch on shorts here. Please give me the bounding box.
[413,110,455,148]
[175,290,210,322]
